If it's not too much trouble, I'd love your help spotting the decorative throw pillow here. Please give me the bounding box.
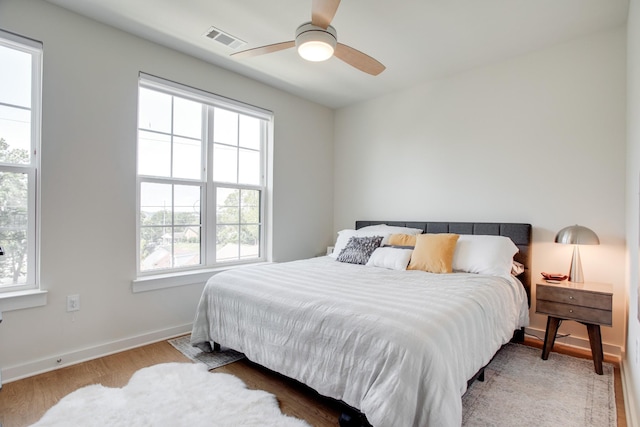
[330,229,387,258]
[366,247,413,270]
[388,233,417,247]
[407,233,460,273]
[336,235,384,265]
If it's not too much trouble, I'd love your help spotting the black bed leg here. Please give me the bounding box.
[512,327,525,343]
[467,367,485,387]
[213,342,221,351]
[339,411,371,427]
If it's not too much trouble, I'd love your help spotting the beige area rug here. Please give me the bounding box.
[462,343,616,427]
[168,334,245,369]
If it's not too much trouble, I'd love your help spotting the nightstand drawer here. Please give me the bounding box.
[536,300,612,326]
[537,284,611,310]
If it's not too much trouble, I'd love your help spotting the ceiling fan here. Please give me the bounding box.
[231,0,385,76]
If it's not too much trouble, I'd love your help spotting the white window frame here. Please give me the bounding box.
[0,30,42,300]
[134,73,272,290]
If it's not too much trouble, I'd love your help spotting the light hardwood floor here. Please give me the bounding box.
[0,337,626,427]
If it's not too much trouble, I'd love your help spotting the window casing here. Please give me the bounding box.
[0,31,42,293]
[136,74,271,277]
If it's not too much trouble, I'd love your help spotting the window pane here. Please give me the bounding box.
[213,143,237,183]
[216,224,239,262]
[240,225,260,259]
[240,189,260,224]
[0,105,31,164]
[239,115,261,150]
[174,185,201,226]
[140,182,172,226]
[173,136,201,180]
[0,170,29,285]
[174,226,200,267]
[238,148,260,185]
[216,187,239,224]
[138,87,171,133]
[0,45,31,108]
[140,226,171,272]
[0,230,28,285]
[213,108,238,146]
[138,130,171,177]
[173,97,202,139]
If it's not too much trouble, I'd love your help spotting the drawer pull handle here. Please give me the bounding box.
[569,296,574,300]
[569,309,573,313]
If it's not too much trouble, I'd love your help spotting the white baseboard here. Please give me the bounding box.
[1,323,192,384]
[621,358,639,427]
[524,326,622,359]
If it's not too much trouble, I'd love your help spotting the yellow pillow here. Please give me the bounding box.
[388,233,417,247]
[407,233,460,273]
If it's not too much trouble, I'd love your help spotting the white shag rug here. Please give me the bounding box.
[30,362,310,427]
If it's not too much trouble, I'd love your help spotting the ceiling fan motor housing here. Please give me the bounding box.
[295,22,337,61]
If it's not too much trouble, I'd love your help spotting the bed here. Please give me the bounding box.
[191,221,532,427]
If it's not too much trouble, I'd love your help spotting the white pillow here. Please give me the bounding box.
[452,234,519,277]
[330,229,357,258]
[511,260,525,276]
[358,224,423,235]
[366,247,413,270]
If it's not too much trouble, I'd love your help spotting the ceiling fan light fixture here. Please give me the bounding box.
[295,23,337,62]
[231,3,385,76]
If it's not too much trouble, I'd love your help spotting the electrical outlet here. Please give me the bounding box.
[66,294,80,312]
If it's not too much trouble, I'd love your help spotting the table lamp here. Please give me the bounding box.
[554,225,599,283]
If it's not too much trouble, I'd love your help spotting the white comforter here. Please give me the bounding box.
[191,257,529,427]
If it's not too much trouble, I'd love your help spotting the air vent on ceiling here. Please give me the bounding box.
[204,26,246,50]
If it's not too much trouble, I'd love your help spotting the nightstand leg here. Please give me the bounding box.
[542,317,561,360]
[586,324,604,375]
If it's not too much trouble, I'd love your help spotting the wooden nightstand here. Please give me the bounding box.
[536,280,612,374]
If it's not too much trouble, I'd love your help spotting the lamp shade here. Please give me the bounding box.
[554,224,599,283]
[554,225,600,245]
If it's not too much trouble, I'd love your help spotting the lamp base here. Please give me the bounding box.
[569,245,584,283]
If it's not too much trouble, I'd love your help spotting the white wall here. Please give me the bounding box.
[0,0,334,381]
[625,0,640,424]
[335,28,627,354]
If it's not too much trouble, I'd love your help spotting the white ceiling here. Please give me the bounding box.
[45,0,628,109]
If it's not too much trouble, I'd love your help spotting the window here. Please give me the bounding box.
[0,31,42,293]
[136,74,271,276]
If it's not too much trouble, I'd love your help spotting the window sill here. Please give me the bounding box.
[131,262,273,293]
[0,289,48,312]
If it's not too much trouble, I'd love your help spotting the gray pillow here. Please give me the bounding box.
[336,235,384,265]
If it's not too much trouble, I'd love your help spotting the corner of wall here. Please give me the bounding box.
[622,359,640,427]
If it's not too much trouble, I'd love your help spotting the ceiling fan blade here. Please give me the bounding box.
[334,43,385,76]
[231,41,295,59]
[311,0,340,29]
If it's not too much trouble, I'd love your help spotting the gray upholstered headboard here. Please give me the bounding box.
[355,221,532,302]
